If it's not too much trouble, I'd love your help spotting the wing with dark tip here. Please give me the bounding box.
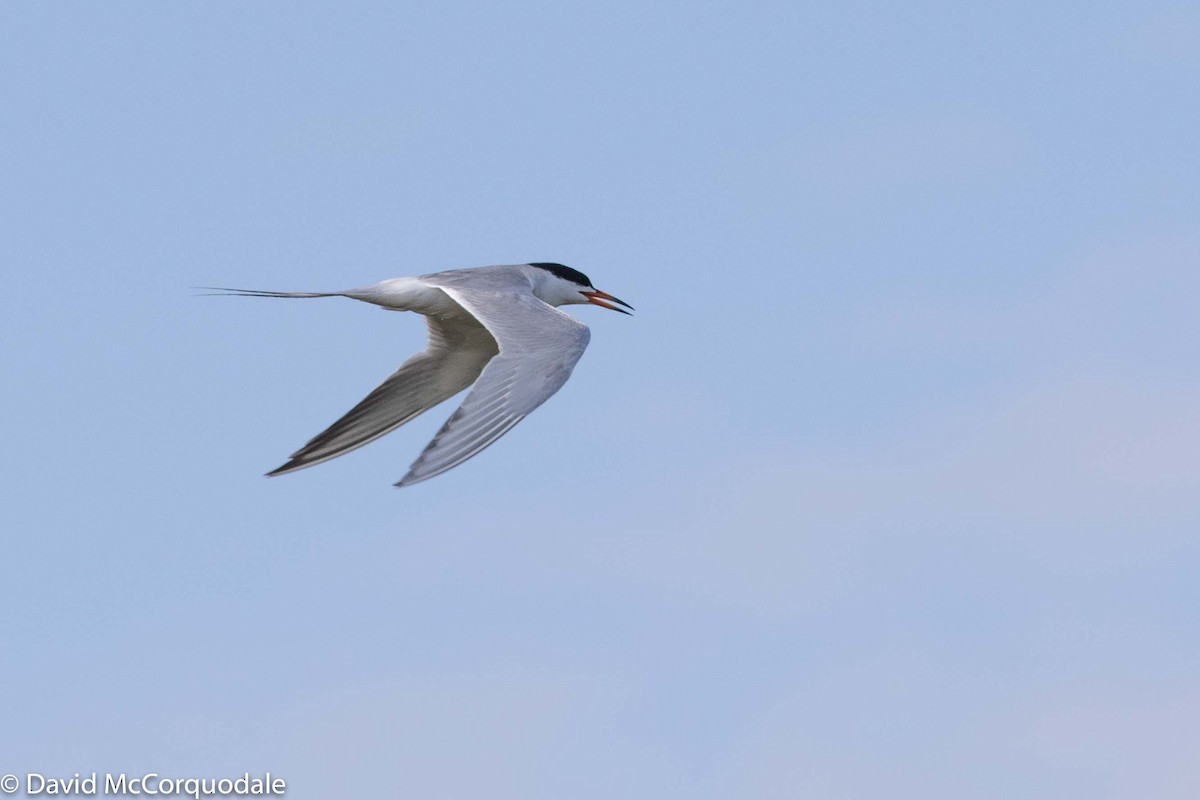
[395,287,590,487]
[268,312,498,476]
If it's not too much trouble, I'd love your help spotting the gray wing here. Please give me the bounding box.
[395,286,591,487]
[268,313,498,476]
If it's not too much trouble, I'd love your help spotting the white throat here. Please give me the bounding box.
[528,269,589,307]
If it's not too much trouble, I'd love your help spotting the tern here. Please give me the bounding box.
[210,263,632,487]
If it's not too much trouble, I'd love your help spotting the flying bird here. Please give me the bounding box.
[210,263,632,487]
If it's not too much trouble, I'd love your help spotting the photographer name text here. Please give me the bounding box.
[0,773,284,798]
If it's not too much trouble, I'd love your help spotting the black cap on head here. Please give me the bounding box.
[529,262,592,288]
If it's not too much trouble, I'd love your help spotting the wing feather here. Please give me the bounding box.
[395,287,590,486]
[268,313,497,475]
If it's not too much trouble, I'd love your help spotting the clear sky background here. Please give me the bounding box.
[2,2,1198,798]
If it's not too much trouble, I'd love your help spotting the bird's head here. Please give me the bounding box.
[528,262,633,315]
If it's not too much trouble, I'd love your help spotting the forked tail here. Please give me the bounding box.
[195,287,341,299]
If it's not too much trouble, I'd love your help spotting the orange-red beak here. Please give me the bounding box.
[582,289,634,315]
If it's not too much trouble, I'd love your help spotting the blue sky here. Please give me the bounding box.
[2,2,1198,797]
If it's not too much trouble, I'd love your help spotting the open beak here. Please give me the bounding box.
[582,289,634,315]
